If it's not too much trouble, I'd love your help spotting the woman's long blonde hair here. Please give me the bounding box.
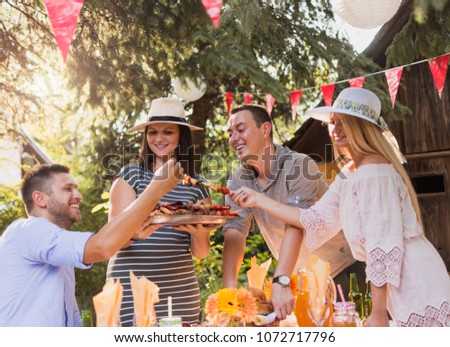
[335,113,424,231]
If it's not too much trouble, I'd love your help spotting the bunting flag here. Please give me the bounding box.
[266,94,276,116]
[321,83,335,106]
[385,66,404,108]
[222,53,448,115]
[44,0,84,63]
[201,0,223,28]
[349,76,365,88]
[428,53,449,99]
[243,92,253,104]
[289,90,303,121]
[225,92,234,116]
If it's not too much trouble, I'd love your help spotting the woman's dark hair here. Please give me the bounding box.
[138,124,196,176]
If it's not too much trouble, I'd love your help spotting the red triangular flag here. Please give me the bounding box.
[243,93,253,104]
[225,92,234,116]
[266,94,276,116]
[385,67,404,108]
[349,76,365,88]
[321,83,335,107]
[289,90,303,121]
[44,0,84,63]
[201,0,222,28]
[428,54,449,99]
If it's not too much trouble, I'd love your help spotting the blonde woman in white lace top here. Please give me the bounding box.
[230,88,450,327]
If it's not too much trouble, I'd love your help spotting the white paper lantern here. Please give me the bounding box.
[331,0,402,29]
[172,76,207,102]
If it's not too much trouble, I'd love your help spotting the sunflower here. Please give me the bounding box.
[216,288,239,316]
[236,288,257,323]
[204,293,218,316]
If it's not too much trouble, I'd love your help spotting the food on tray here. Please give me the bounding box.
[244,287,273,315]
[150,201,239,217]
[182,175,230,195]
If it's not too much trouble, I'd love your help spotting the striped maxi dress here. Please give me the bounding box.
[106,164,210,326]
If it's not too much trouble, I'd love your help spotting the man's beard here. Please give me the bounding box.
[47,199,79,229]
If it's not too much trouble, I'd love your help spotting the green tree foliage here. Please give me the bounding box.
[412,0,449,23]
[387,1,450,66]
[0,184,26,235]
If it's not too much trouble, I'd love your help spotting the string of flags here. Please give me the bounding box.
[43,0,84,63]
[43,0,224,63]
[41,1,448,121]
[201,0,223,28]
[223,53,449,121]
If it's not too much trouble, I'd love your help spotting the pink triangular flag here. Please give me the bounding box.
[349,76,365,88]
[321,83,335,107]
[243,93,253,104]
[225,92,234,116]
[201,0,223,28]
[290,90,303,121]
[385,67,404,108]
[44,0,84,63]
[266,94,276,116]
[428,54,449,99]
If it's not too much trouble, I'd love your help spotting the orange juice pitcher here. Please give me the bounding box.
[295,271,314,327]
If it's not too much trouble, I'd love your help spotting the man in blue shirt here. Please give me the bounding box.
[0,160,181,326]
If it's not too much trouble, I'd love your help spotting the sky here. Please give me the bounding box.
[335,19,381,53]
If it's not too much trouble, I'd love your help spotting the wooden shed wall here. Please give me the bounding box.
[387,63,450,154]
[405,156,450,268]
[386,59,450,270]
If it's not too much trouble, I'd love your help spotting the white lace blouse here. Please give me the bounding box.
[300,163,450,327]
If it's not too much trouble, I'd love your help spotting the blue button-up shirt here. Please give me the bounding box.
[0,217,93,326]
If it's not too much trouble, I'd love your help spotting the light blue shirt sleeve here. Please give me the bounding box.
[17,218,93,269]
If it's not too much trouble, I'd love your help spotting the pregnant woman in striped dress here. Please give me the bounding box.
[106,98,217,326]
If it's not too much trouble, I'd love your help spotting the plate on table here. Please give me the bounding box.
[150,215,234,226]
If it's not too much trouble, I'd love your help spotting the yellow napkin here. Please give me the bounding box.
[247,256,272,290]
[93,278,123,327]
[130,271,160,327]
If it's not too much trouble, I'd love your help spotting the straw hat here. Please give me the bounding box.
[305,87,389,131]
[129,97,203,131]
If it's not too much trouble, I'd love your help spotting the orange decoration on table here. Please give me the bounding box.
[247,256,272,290]
[204,287,257,327]
[93,278,123,327]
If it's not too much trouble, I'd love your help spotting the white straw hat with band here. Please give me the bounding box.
[306,87,406,163]
[305,87,389,131]
[129,97,203,131]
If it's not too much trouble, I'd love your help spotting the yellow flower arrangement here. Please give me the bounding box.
[263,274,299,300]
[204,288,257,326]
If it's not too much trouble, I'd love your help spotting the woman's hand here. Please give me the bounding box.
[153,159,184,190]
[365,283,389,327]
[271,284,295,321]
[172,223,218,236]
[172,223,219,259]
[122,218,163,248]
[132,217,163,240]
[229,187,261,208]
[364,312,390,327]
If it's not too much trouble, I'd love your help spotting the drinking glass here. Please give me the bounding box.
[307,277,336,327]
